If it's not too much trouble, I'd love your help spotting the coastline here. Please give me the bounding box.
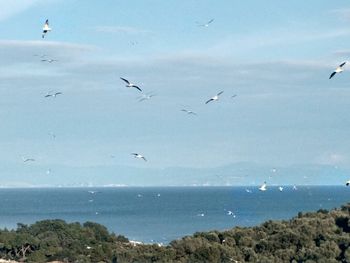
[0,203,349,262]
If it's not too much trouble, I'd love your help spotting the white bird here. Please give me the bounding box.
[245,189,252,193]
[259,182,267,191]
[197,18,214,27]
[88,191,99,194]
[346,180,350,186]
[329,62,346,79]
[278,186,283,192]
[197,213,205,217]
[41,59,58,63]
[48,132,56,139]
[205,91,224,104]
[120,77,142,92]
[22,157,35,163]
[45,92,62,98]
[227,210,235,217]
[181,109,197,115]
[131,153,147,161]
[138,93,155,102]
[293,185,298,191]
[42,19,51,38]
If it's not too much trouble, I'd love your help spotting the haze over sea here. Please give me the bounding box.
[0,186,348,244]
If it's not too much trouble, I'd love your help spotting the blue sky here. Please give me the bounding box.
[0,0,350,186]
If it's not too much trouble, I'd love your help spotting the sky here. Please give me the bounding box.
[0,0,350,186]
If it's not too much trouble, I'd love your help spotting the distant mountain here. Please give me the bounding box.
[0,162,348,187]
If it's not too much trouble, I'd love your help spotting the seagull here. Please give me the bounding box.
[227,210,235,217]
[278,186,283,192]
[245,189,252,193]
[45,92,62,98]
[181,109,197,115]
[22,157,35,163]
[197,18,214,27]
[41,59,58,63]
[259,182,267,191]
[197,213,205,217]
[131,153,147,161]
[34,54,47,58]
[346,180,350,186]
[205,91,224,104]
[138,93,155,102]
[88,191,99,194]
[120,77,142,92]
[231,94,237,99]
[329,62,346,79]
[293,185,298,191]
[48,132,56,139]
[42,19,51,38]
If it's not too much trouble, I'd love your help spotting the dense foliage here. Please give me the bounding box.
[2,204,350,262]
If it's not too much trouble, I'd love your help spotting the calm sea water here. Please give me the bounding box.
[0,186,348,244]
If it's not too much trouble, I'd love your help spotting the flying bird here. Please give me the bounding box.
[259,182,267,191]
[138,93,155,102]
[206,91,224,104]
[48,132,56,139]
[278,186,283,192]
[231,94,237,99]
[226,210,236,217]
[131,153,147,161]
[45,92,62,98]
[197,19,214,27]
[181,109,197,115]
[22,157,35,163]
[346,180,350,186]
[329,62,346,79]
[41,59,58,63]
[42,19,51,38]
[120,77,142,92]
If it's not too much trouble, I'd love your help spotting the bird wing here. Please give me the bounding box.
[340,62,347,67]
[131,153,138,156]
[120,77,130,84]
[132,85,142,92]
[217,91,224,96]
[207,19,214,24]
[44,94,52,97]
[205,98,213,104]
[142,157,147,161]
[45,19,49,26]
[231,94,237,98]
[55,92,62,96]
[329,71,336,79]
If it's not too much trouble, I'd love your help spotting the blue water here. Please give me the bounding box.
[0,186,348,244]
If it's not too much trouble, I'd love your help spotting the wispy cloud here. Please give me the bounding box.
[93,26,152,35]
[330,8,350,21]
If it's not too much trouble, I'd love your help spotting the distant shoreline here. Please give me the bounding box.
[0,184,345,189]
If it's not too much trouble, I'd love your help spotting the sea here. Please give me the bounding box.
[0,186,348,244]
